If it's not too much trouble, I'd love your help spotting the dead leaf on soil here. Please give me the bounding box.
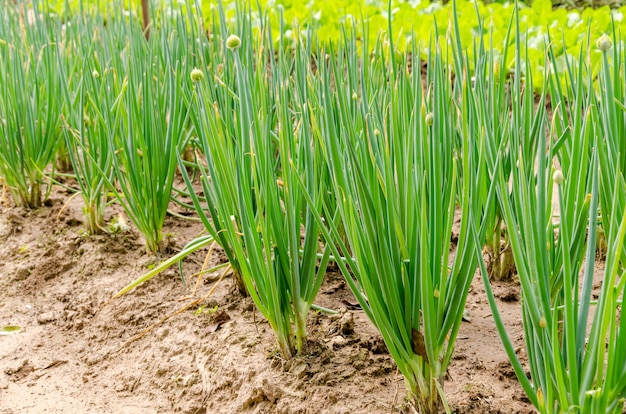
[341,300,361,310]
[208,310,231,333]
[40,360,68,370]
[323,282,343,294]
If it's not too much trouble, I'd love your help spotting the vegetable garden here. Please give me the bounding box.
[1,0,625,412]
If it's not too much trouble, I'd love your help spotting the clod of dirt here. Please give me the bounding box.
[497,360,517,380]
[13,267,31,281]
[329,335,348,349]
[207,310,231,333]
[363,336,388,355]
[84,353,104,366]
[36,311,57,324]
[495,286,520,302]
[261,379,283,403]
[241,378,284,409]
[4,360,34,382]
[340,299,361,310]
[364,357,394,377]
[328,308,355,336]
[322,282,343,294]
[462,309,472,322]
[242,387,267,408]
[291,362,309,379]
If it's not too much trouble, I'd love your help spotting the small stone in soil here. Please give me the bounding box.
[330,335,348,349]
[36,312,57,324]
[291,362,308,379]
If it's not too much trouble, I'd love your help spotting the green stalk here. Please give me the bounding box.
[184,8,330,358]
[478,15,626,412]
[0,3,63,208]
[596,26,626,266]
[58,13,118,234]
[299,10,488,410]
[107,9,188,252]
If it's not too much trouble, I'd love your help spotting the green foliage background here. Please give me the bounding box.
[41,0,626,86]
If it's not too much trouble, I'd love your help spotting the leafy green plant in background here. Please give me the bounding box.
[0,6,63,208]
[229,0,626,84]
[44,0,626,94]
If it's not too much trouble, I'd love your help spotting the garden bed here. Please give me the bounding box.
[0,183,539,414]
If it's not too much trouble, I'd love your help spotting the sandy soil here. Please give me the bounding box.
[0,183,536,414]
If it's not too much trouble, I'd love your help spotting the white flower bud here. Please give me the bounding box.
[226,34,241,50]
[190,67,204,82]
[553,170,564,185]
[596,34,613,52]
[425,112,434,127]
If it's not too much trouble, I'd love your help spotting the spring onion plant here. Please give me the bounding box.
[545,31,597,298]
[476,13,625,411]
[595,28,626,265]
[0,4,63,208]
[110,1,250,295]
[174,3,247,295]
[58,14,118,234]
[479,111,625,413]
[107,10,188,253]
[299,18,488,410]
[184,11,330,358]
[465,12,517,281]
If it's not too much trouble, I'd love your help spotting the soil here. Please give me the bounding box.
[0,182,537,414]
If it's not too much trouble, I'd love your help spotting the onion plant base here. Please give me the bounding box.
[14,182,45,210]
[405,364,444,414]
[82,201,106,235]
[231,271,249,298]
[55,145,73,173]
[483,242,516,281]
[595,226,608,261]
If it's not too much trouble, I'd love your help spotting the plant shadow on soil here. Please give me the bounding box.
[0,183,538,413]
